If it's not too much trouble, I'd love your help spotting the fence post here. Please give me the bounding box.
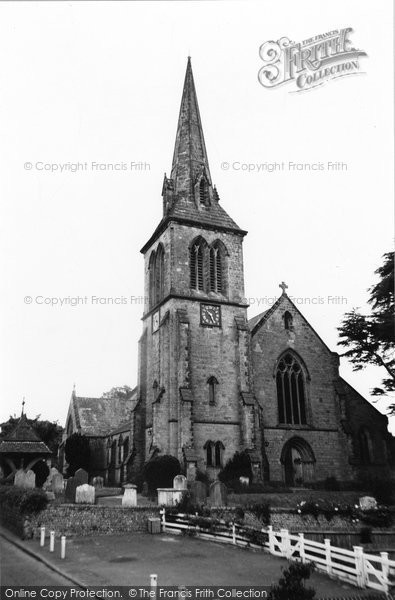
[160,508,165,531]
[380,552,389,593]
[299,533,305,563]
[267,526,274,554]
[49,531,55,553]
[324,538,332,575]
[353,546,366,588]
[150,574,157,599]
[60,536,66,560]
[280,528,290,558]
[232,524,236,545]
[40,527,45,547]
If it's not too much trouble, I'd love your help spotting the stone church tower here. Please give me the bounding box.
[132,58,263,480]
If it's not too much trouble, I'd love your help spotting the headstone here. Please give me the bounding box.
[92,476,104,488]
[75,483,95,504]
[209,481,228,506]
[122,484,137,507]
[74,468,89,486]
[14,469,36,489]
[157,488,183,507]
[239,476,250,486]
[65,477,78,503]
[359,496,378,511]
[51,473,64,494]
[45,491,55,501]
[173,474,187,490]
[190,480,207,505]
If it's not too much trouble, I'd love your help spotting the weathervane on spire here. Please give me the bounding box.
[279,281,288,295]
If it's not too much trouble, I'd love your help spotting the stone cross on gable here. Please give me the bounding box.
[279,281,288,294]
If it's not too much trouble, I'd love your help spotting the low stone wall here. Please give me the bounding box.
[1,504,160,539]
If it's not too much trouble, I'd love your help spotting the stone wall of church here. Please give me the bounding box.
[340,380,394,479]
[251,295,353,482]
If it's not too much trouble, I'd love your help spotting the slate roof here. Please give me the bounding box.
[0,440,51,454]
[71,387,137,437]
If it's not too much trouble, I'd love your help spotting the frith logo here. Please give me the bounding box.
[258,27,367,92]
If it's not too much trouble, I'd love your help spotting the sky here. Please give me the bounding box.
[0,1,393,433]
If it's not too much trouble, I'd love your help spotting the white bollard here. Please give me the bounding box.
[40,527,45,547]
[150,574,157,589]
[61,536,66,559]
[49,530,55,552]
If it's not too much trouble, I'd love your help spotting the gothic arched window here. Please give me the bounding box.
[190,238,205,290]
[359,427,373,464]
[207,376,218,405]
[149,251,156,308]
[204,440,224,467]
[199,178,210,206]
[276,353,307,425]
[205,440,214,467]
[155,244,165,304]
[284,311,293,330]
[214,441,224,467]
[209,246,222,293]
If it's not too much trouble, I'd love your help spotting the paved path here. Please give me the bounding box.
[0,527,384,597]
[0,536,75,586]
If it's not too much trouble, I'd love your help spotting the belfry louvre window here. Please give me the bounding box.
[199,179,209,205]
[209,246,222,293]
[190,242,204,290]
[276,353,307,425]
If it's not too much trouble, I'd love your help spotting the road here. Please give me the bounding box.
[0,536,73,586]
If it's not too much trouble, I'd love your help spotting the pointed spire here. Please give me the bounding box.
[170,57,212,201]
[21,397,25,416]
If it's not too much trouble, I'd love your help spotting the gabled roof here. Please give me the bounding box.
[248,292,334,354]
[0,414,51,455]
[71,387,137,437]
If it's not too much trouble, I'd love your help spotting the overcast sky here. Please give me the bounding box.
[0,1,393,433]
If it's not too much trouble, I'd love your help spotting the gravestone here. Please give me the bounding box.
[74,468,89,486]
[52,473,64,494]
[65,477,78,503]
[75,483,95,504]
[14,469,36,489]
[359,496,378,511]
[173,474,187,490]
[122,484,137,507]
[239,476,249,486]
[209,481,228,506]
[190,480,207,505]
[92,476,104,488]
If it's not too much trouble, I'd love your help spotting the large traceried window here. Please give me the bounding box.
[276,353,307,425]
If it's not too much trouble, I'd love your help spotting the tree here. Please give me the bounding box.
[102,385,135,400]
[338,251,395,412]
[143,455,181,495]
[218,450,253,483]
[64,433,91,476]
[0,416,63,455]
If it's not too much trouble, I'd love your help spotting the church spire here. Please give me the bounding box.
[169,57,212,201]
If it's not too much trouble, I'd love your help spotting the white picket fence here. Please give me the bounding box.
[160,509,395,594]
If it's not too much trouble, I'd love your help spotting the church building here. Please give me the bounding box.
[62,59,394,486]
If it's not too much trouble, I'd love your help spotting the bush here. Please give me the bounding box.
[143,455,181,495]
[245,502,271,525]
[268,562,315,600]
[65,433,90,476]
[218,451,252,483]
[0,486,48,514]
[195,470,210,486]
